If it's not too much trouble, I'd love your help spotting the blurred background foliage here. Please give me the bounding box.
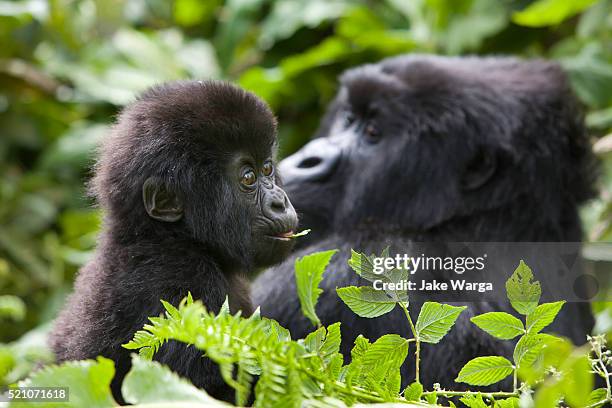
[1,0,612,385]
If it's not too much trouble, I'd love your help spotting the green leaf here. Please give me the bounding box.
[415,302,466,343]
[122,355,228,406]
[512,0,598,27]
[456,356,514,386]
[303,323,342,365]
[404,381,423,401]
[350,335,370,361]
[0,295,26,321]
[513,333,553,369]
[460,393,488,408]
[505,260,541,315]
[526,301,565,334]
[517,335,568,385]
[471,312,525,340]
[12,357,116,408]
[259,0,348,49]
[587,388,608,406]
[347,249,380,282]
[218,296,231,316]
[295,249,337,327]
[561,351,594,408]
[347,249,409,301]
[495,398,519,408]
[336,286,396,318]
[289,229,310,238]
[425,392,438,405]
[362,334,409,370]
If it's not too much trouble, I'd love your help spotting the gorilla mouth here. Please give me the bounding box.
[267,230,295,241]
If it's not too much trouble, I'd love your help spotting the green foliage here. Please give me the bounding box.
[336,286,396,318]
[470,312,525,340]
[123,293,415,406]
[295,249,337,327]
[6,254,612,407]
[459,393,488,408]
[8,355,231,408]
[0,295,26,321]
[525,301,565,334]
[1,324,54,387]
[512,0,599,27]
[505,260,541,315]
[414,302,466,344]
[454,259,608,408]
[403,382,423,401]
[346,249,408,301]
[456,356,514,386]
[121,356,229,406]
[11,356,116,408]
[513,334,552,369]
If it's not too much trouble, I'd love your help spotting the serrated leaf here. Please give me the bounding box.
[303,323,342,366]
[160,299,180,320]
[526,301,565,334]
[505,260,541,315]
[415,302,466,343]
[218,296,231,316]
[362,334,409,370]
[587,388,607,406]
[348,249,381,282]
[122,355,228,406]
[13,357,116,408]
[425,392,438,405]
[513,334,553,369]
[471,312,525,340]
[336,286,396,318]
[495,397,519,408]
[350,335,370,361]
[460,393,488,408]
[456,356,514,386]
[295,249,337,327]
[404,381,423,401]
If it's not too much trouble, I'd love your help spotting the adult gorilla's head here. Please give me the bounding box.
[281,55,597,240]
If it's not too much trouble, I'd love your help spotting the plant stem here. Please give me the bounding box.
[512,368,518,392]
[422,390,518,398]
[585,399,611,408]
[399,301,420,383]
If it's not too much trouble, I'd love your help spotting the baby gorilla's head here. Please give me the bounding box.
[92,80,298,270]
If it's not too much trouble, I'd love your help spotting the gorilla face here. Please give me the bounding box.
[281,61,501,234]
[280,55,596,237]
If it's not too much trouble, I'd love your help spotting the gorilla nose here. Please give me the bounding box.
[264,187,298,227]
[270,192,289,213]
[279,138,341,183]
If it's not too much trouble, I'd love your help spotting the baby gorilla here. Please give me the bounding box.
[49,80,298,403]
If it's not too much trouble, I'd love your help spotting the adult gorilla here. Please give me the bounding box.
[253,55,598,389]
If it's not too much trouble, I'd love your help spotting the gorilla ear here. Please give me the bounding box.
[461,147,497,191]
[142,177,183,222]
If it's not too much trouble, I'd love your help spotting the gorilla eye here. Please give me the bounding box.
[241,169,257,187]
[365,124,381,142]
[262,161,274,177]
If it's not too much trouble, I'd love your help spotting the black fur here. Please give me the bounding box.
[253,55,598,389]
[50,80,297,403]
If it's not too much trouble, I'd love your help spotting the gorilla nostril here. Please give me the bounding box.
[271,198,285,212]
[297,157,322,169]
